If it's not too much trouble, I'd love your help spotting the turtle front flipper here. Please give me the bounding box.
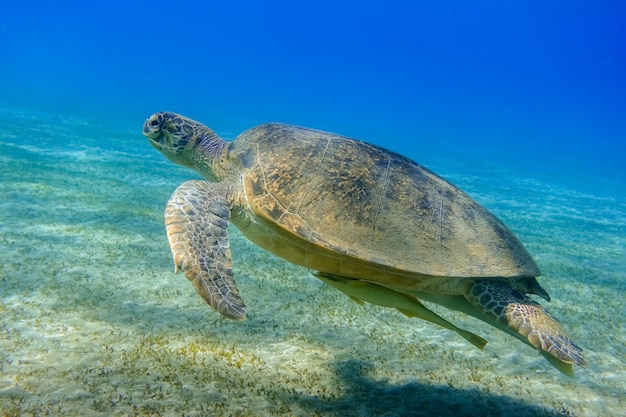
[465,279,586,376]
[165,180,246,320]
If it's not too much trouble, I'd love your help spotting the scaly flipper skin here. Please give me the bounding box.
[465,279,586,368]
[165,180,246,320]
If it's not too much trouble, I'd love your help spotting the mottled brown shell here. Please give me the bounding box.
[227,123,539,282]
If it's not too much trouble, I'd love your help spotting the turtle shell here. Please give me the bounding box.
[227,123,539,284]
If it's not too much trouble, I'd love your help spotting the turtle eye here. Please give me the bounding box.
[149,118,160,128]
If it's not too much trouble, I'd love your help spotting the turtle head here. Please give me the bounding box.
[143,112,226,179]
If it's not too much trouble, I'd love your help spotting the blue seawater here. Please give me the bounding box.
[1,1,624,416]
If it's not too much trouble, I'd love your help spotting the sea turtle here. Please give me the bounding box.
[143,112,586,376]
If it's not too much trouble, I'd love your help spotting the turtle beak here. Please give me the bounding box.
[143,113,162,136]
[143,113,167,148]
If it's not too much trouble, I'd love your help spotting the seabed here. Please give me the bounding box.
[0,108,624,416]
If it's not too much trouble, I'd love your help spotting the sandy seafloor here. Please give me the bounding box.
[0,107,624,417]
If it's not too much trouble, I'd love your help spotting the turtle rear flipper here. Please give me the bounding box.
[165,180,246,320]
[464,279,586,375]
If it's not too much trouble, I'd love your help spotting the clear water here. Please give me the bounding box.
[1,2,624,416]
